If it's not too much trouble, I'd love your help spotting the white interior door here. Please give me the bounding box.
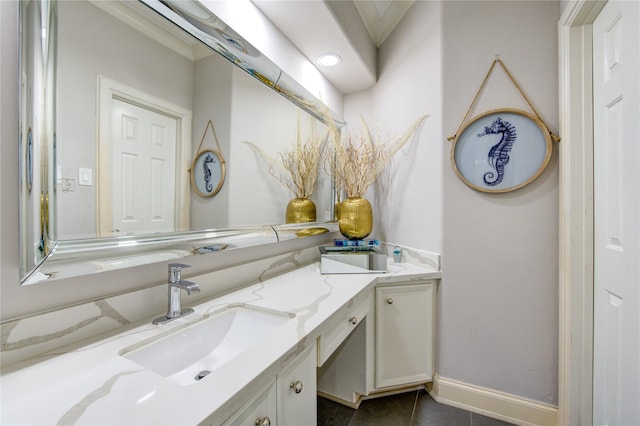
[593,1,640,425]
[111,98,178,234]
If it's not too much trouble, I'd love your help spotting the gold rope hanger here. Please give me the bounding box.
[189,119,226,173]
[196,119,224,156]
[447,57,560,143]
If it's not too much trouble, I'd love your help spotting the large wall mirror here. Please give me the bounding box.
[19,0,342,285]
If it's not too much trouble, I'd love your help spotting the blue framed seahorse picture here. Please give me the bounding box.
[451,109,552,193]
[191,149,226,197]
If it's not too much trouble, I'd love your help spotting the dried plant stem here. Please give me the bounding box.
[244,117,326,198]
[326,115,427,198]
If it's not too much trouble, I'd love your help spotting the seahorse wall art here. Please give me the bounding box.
[203,152,214,192]
[477,117,517,186]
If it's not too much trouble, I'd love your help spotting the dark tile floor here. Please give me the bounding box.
[317,390,515,426]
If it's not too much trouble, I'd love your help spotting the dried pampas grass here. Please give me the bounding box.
[326,115,427,198]
[244,117,327,198]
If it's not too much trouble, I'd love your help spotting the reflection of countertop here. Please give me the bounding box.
[1,260,440,425]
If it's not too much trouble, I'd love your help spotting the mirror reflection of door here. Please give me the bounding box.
[97,76,191,237]
[111,99,177,235]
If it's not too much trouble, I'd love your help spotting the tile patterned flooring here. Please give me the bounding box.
[317,390,515,426]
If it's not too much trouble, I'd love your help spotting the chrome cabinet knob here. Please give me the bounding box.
[349,316,358,325]
[386,298,394,305]
[290,380,303,393]
[255,416,271,426]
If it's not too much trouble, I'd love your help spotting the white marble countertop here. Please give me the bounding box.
[1,260,440,425]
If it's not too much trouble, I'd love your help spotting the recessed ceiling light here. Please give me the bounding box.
[317,53,342,67]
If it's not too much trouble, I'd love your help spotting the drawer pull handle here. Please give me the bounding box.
[255,417,271,426]
[386,298,394,305]
[290,380,303,393]
[349,316,358,325]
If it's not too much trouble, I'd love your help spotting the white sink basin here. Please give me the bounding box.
[121,304,294,385]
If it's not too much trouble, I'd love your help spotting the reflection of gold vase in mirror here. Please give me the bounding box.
[334,201,342,222]
[338,197,373,240]
[286,198,316,223]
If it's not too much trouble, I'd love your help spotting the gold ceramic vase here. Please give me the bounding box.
[338,197,373,240]
[286,198,316,223]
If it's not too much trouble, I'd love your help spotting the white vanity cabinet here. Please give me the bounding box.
[277,344,317,425]
[317,280,437,405]
[316,297,370,405]
[317,297,369,366]
[222,343,317,426]
[374,281,435,389]
[222,381,277,426]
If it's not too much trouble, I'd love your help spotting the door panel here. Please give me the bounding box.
[375,283,434,388]
[111,99,178,234]
[593,1,640,424]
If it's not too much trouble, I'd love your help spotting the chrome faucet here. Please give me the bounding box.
[153,263,200,325]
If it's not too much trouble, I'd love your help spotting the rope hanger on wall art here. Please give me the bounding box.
[448,57,560,193]
[190,119,226,197]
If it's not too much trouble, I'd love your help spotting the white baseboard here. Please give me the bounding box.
[430,375,558,426]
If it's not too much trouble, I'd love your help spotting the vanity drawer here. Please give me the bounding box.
[317,297,369,367]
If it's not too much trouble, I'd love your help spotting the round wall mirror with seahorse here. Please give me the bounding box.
[451,108,552,193]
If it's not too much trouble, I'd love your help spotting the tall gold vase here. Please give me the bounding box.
[338,197,373,240]
[286,198,316,223]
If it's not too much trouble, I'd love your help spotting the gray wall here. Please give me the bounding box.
[191,55,233,229]
[344,0,559,405]
[57,1,194,238]
[440,1,559,405]
[343,0,444,251]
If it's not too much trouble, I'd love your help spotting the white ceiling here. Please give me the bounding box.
[252,0,414,94]
[353,0,415,47]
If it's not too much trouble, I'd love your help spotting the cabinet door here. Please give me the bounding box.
[375,283,434,389]
[277,344,317,425]
[222,380,277,426]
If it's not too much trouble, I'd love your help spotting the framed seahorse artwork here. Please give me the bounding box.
[451,109,552,193]
[191,149,226,197]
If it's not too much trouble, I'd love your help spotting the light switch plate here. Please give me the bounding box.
[78,168,93,186]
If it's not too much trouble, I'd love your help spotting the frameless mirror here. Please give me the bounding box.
[19,0,342,285]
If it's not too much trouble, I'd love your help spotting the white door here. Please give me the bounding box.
[111,98,178,234]
[593,1,640,425]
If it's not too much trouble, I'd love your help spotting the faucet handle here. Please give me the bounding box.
[168,263,191,282]
[168,263,191,271]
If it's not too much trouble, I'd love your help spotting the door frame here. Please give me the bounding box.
[558,1,606,424]
[96,75,192,236]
